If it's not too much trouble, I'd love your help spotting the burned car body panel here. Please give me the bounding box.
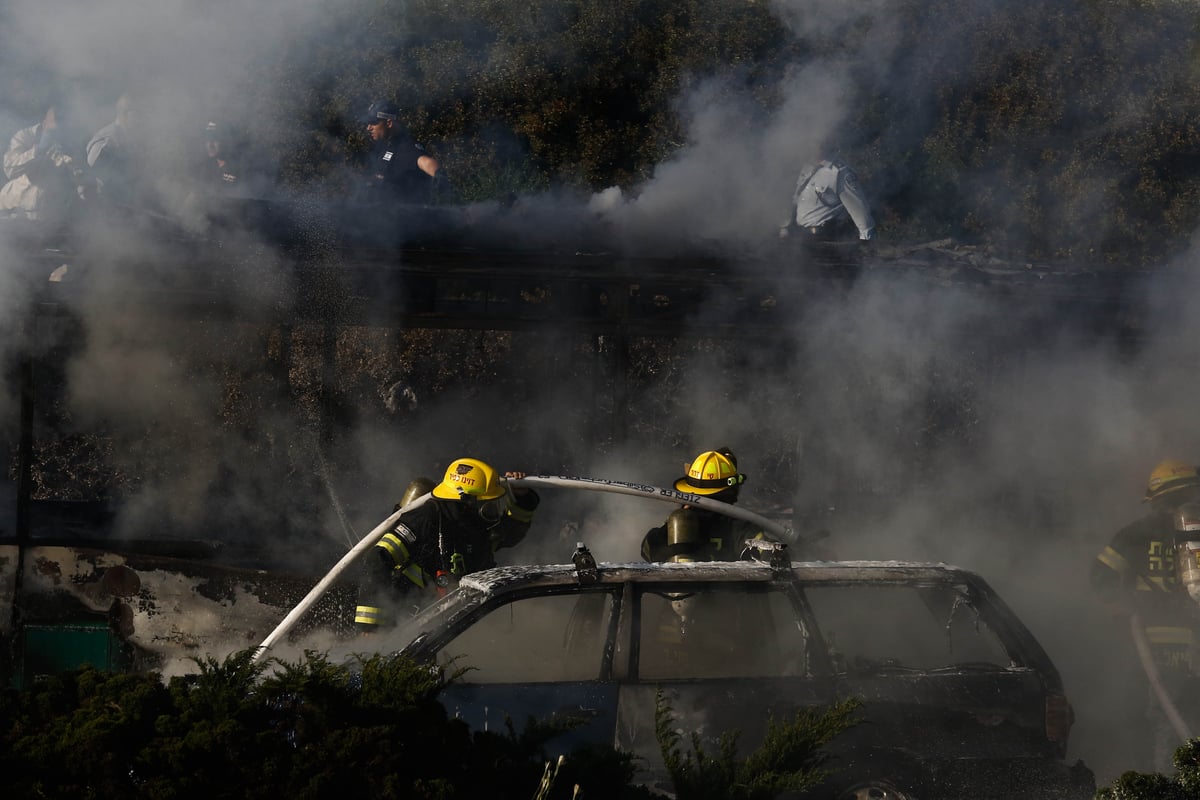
[390,560,1092,799]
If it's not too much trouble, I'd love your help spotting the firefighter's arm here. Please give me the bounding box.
[354,545,398,633]
[491,472,540,550]
[503,471,539,521]
[1091,550,1135,617]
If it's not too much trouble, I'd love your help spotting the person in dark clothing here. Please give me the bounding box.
[359,99,438,205]
[176,120,243,229]
[641,448,774,563]
[198,120,239,193]
[355,457,538,632]
[86,92,150,210]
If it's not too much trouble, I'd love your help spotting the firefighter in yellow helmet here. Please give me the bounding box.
[355,457,539,632]
[1091,459,1200,772]
[640,448,775,562]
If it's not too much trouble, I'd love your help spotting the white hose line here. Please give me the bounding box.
[253,474,798,661]
[507,475,795,543]
[251,492,432,662]
[1130,612,1194,743]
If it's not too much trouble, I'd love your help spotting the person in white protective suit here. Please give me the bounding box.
[779,158,875,243]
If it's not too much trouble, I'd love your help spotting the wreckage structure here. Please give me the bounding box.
[0,209,1170,684]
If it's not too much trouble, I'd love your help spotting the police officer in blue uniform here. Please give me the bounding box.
[359,100,439,205]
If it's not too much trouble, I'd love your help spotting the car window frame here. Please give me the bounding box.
[788,569,1061,684]
[627,577,825,681]
[412,583,625,683]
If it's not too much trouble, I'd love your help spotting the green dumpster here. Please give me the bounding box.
[16,621,129,688]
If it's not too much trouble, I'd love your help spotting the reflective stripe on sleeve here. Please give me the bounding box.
[398,562,428,588]
[379,530,430,588]
[355,606,384,626]
[1096,546,1130,577]
[1145,626,1195,646]
[506,504,535,524]
[378,532,411,565]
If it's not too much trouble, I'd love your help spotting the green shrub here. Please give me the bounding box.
[654,687,861,800]
[0,649,655,800]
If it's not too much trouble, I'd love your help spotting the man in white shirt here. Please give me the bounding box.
[779,158,876,242]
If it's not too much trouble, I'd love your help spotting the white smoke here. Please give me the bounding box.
[0,0,1194,785]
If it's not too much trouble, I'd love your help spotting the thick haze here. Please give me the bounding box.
[1,0,1195,784]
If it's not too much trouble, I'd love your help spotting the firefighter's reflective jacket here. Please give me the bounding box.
[1092,511,1198,675]
[355,491,538,631]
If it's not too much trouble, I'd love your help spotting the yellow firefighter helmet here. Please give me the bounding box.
[432,457,507,501]
[674,450,745,496]
[1144,459,1200,502]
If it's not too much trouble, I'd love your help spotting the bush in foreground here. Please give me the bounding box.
[655,688,862,800]
[0,649,864,799]
[0,649,653,800]
[1095,738,1200,800]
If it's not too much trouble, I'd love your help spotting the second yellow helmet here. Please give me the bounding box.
[1144,459,1200,502]
[675,450,745,496]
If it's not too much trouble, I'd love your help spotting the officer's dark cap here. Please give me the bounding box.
[361,100,399,124]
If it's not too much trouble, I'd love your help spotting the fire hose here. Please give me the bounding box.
[1130,612,1194,743]
[252,491,431,662]
[252,474,800,661]
[508,475,794,543]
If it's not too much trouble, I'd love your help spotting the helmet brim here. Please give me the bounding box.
[1144,478,1200,502]
[431,483,460,500]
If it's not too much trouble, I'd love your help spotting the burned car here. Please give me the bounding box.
[382,547,1094,799]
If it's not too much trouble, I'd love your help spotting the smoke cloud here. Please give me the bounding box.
[2,0,1196,785]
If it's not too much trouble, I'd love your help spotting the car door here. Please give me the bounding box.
[801,580,1056,760]
[433,585,623,751]
[614,578,837,784]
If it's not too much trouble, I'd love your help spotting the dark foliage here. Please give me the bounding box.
[0,649,658,800]
[1095,738,1200,799]
[654,687,862,800]
[204,0,1200,265]
[11,1,1200,263]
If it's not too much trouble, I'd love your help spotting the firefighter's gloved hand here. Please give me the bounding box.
[504,471,538,505]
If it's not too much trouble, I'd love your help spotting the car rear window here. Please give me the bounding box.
[435,591,616,683]
[802,583,1013,672]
